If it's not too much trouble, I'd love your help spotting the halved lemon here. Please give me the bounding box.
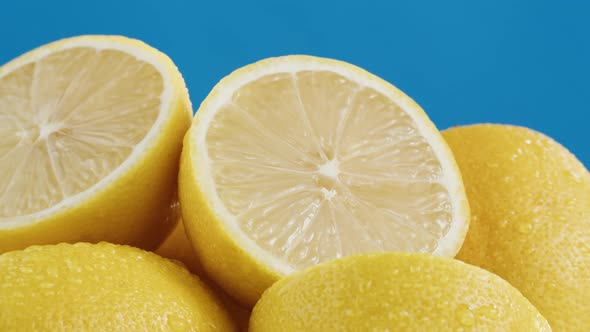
[179,55,469,306]
[0,35,191,253]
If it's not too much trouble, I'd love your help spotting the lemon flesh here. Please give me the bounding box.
[0,36,191,252]
[180,55,469,306]
[0,46,163,218]
[251,253,551,332]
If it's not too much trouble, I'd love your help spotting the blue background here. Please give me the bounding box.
[1,0,589,166]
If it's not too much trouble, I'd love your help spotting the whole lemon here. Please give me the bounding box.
[250,253,550,332]
[0,242,236,331]
[443,124,590,331]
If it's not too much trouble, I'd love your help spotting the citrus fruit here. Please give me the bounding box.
[179,55,470,306]
[155,204,251,331]
[443,124,590,331]
[155,199,205,274]
[0,35,191,253]
[250,253,551,331]
[0,242,236,331]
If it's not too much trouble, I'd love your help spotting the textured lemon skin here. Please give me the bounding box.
[250,253,550,332]
[0,242,236,331]
[443,124,590,332]
[155,214,251,331]
[0,35,192,253]
[178,55,470,308]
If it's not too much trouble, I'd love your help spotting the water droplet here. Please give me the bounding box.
[344,309,354,316]
[485,162,499,168]
[436,301,448,310]
[439,275,450,283]
[168,314,188,331]
[332,300,344,308]
[12,291,24,299]
[428,285,439,294]
[19,267,33,273]
[92,252,106,259]
[46,267,59,278]
[359,280,373,292]
[64,259,74,270]
[40,282,54,289]
[456,306,475,326]
[477,304,498,317]
[517,222,533,234]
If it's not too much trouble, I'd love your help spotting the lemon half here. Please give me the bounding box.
[180,55,469,306]
[0,35,191,252]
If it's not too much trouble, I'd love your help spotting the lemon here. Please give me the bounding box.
[250,253,550,331]
[155,205,251,331]
[443,124,590,331]
[0,242,236,331]
[179,55,470,306]
[155,199,205,274]
[0,35,191,253]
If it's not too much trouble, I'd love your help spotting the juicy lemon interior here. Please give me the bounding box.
[0,48,163,219]
[205,71,453,270]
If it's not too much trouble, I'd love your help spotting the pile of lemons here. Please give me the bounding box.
[0,35,587,332]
